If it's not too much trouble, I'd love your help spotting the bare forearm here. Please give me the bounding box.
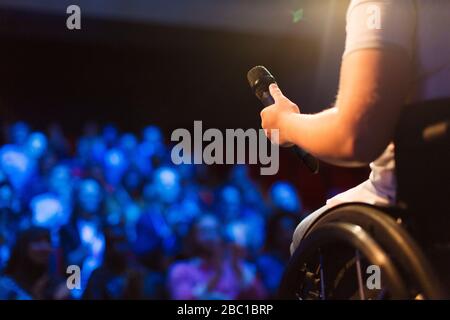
[284,107,368,167]
[260,50,410,167]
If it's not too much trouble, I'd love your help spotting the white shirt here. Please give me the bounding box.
[328,0,450,207]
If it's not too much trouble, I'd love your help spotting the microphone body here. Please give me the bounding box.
[247,66,319,174]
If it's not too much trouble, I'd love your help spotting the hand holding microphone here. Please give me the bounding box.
[260,83,300,147]
[247,66,319,174]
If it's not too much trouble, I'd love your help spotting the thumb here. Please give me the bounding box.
[269,83,285,103]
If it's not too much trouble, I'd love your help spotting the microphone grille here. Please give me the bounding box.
[247,66,276,101]
[247,65,274,90]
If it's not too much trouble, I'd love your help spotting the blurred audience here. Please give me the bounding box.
[168,215,266,299]
[0,121,307,300]
[0,227,69,299]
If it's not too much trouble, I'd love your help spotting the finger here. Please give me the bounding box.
[260,109,265,119]
[260,106,270,122]
[269,83,285,103]
[260,105,275,118]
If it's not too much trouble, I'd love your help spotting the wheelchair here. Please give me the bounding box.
[278,99,450,300]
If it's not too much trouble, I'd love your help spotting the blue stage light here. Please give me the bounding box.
[30,193,64,228]
[269,181,302,213]
[25,132,48,159]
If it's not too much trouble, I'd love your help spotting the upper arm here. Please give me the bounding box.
[337,49,412,162]
[336,0,416,162]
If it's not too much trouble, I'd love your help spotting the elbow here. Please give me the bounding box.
[341,133,385,164]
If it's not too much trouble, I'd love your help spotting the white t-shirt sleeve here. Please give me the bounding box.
[344,0,416,58]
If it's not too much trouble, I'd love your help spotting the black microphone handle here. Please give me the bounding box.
[260,91,319,174]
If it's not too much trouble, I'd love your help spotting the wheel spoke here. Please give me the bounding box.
[319,252,326,300]
[355,250,365,300]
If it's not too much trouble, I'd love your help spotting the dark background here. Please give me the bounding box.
[0,1,366,210]
[0,8,320,133]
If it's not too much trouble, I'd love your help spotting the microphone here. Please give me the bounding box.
[247,65,319,174]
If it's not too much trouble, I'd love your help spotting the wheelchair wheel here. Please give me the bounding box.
[278,203,447,300]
